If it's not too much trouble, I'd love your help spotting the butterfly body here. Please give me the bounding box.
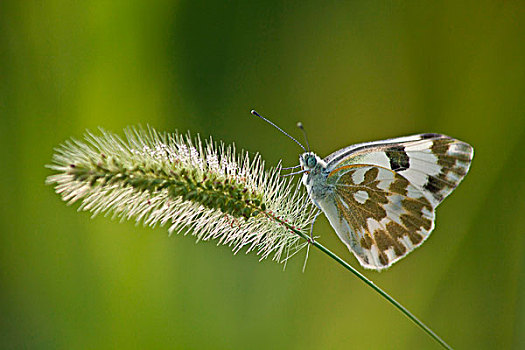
[299,133,473,271]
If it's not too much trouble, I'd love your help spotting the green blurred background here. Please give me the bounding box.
[1,1,524,349]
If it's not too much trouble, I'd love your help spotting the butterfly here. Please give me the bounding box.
[252,110,474,270]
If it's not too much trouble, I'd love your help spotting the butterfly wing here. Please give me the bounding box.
[322,134,473,270]
[324,165,434,269]
[325,134,474,207]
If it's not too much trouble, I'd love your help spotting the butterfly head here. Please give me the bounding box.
[300,151,326,174]
[300,152,318,170]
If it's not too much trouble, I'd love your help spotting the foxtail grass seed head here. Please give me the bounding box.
[46,127,316,263]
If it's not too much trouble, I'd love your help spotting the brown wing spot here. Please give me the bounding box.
[336,198,355,229]
[423,172,455,202]
[453,153,472,162]
[423,175,446,195]
[436,171,456,187]
[452,166,468,177]
[401,196,432,214]
[392,245,405,256]
[413,214,433,231]
[435,157,457,168]
[425,139,472,204]
[432,140,472,168]
[337,169,388,225]
[400,214,424,244]
[384,222,408,255]
[431,141,450,160]
[360,233,373,249]
[374,229,406,257]
[364,167,379,183]
[374,230,394,251]
[389,176,409,196]
[421,217,432,230]
[385,146,410,171]
[433,141,460,169]
[361,193,387,221]
[378,251,389,266]
[386,221,406,240]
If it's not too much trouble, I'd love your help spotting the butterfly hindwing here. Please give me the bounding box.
[326,165,435,269]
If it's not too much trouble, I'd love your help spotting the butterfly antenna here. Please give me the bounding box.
[251,110,306,152]
[296,122,311,152]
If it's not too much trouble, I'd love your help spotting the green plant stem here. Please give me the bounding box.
[288,224,453,350]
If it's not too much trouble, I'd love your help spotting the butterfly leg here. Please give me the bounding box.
[280,169,307,178]
[308,210,321,244]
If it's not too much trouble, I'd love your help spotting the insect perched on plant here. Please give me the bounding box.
[251,110,473,271]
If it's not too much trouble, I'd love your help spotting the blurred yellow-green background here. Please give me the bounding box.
[1,1,524,349]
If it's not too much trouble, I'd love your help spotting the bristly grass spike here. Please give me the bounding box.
[46,126,317,263]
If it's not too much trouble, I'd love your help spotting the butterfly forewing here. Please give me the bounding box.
[325,134,474,207]
[328,165,436,269]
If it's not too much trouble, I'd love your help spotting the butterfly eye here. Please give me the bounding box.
[306,156,317,168]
